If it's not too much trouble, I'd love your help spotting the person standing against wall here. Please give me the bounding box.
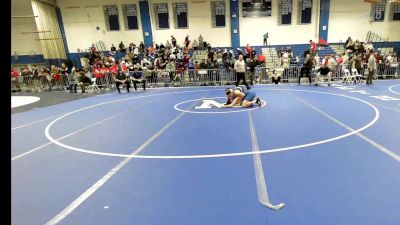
[198,35,204,50]
[234,54,250,89]
[171,35,177,47]
[263,32,268,46]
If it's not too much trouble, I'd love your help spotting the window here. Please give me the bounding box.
[104,5,120,31]
[371,0,386,22]
[211,1,225,27]
[154,3,169,29]
[122,4,139,30]
[279,0,292,25]
[173,3,188,28]
[299,0,312,24]
[389,3,400,21]
[242,0,272,17]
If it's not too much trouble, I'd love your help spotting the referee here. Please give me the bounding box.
[234,54,250,89]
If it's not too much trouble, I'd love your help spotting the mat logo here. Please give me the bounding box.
[194,99,222,109]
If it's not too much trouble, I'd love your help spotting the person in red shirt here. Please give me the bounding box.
[257,54,266,64]
[11,68,19,77]
[336,53,344,65]
[99,64,109,81]
[121,62,129,72]
[93,65,103,79]
[11,68,21,91]
[310,40,317,56]
[109,62,119,77]
[245,44,251,57]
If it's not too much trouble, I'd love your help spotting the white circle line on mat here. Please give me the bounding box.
[45,89,379,159]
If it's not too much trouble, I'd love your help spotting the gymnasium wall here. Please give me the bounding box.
[240,0,320,46]
[149,0,231,48]
[11,0,400,65]
[57,0,231,52]
[329,0,400,43]
[57,0,144,53]
[11,0,43,56]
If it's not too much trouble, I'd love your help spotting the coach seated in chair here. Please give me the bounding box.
[314,64,332,86]
[77,69,91,94]
[131,64,146,91]
[115,69,130,93]
[271,68,283,85]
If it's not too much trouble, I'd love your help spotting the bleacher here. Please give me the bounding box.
[273,44,336,63]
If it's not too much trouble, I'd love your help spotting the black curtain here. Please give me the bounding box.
[127,16,138,29]
[177,13,187,28]
[109,15,120,30]
[158,13,169,28]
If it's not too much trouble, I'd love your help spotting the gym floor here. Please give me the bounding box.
[11,80,400,225]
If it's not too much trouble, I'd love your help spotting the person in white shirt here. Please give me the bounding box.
[234,54,250,89]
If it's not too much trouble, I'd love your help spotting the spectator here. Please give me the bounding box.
[91,44,97,53]
[184,35,190,48]
[270,69,281,84]
[110,44,116,55]
[115,69,130,93]
[171,35,177,47]
[77,69,91,94]
[192,39,198,50]
[251,47,257,58]
[31,65,41,92]
[245,44,251,56]
[68,67,78,93]
[11,67,21,91]
[165,40,172,50]
[247,57,256,85]
[198,35,204,50]
[310,40,317,56]
[131,67,146,91]
[263,32,268,46]
[119,41,126,52]
[367,50,377,85]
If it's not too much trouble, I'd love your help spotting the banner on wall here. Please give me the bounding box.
[280,0,292,24]
[242,0,272,17]
[372,0,386,21]
[174,3,187,28]
[300,0,312,24]
[154,3,169,29]
[211,1,225,27]
[126,5,137,17]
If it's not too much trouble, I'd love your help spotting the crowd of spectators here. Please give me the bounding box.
[11,35,399,92]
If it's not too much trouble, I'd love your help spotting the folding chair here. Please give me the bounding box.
[351,68,363,84]
[342,68,357,85]
[88,77,100,94]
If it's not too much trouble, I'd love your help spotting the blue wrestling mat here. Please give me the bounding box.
[11,80,400,225]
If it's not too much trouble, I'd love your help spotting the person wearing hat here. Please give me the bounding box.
[221,86,262,108]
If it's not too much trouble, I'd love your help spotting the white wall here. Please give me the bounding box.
[149,0,231,48]
[240,0,320,46]
[11,0,43,55]
[57,0,144,53]
[328,0,400,43]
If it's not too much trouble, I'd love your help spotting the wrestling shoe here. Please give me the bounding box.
[255,98,262,107]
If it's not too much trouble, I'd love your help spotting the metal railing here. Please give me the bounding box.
[11,63,400,92]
